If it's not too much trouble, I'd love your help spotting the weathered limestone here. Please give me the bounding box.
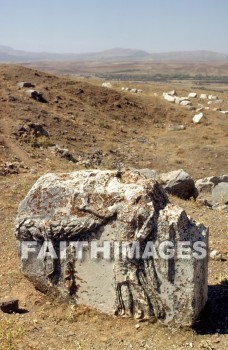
[195,175,228,194]
[188,92,197,98]
[193,112,205,124]
[200,94,207,100]
[163,93,176,103]
[212,182,228,206]
[180,100,191,106]
[15,170,208,327]
[167,90,176,96]
[208,95,218,100]
[196,176,228,209]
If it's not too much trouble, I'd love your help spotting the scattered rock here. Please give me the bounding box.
[163,93,176,103]
[167,124,186,131]
[0,161,27,176]
[136,168,160,180]
[196,107,204,112]
[193,112,205,124]
[25,89,47,103]
[167,90,176,96]
[78,150,104,167]
[188,93,197,98]
[0,299,19,313]
[196,175,228,208]
[208,95,218,100]
[180,100,191,106]
[200,94,207,99]
[28,123,49,137]
[214,99,224,103]
[195,175,228,194]
[102,82,112,88]
[159,169,198,200]
[209,249,223,261]
[212,182,228,206]
[51,145,77,162]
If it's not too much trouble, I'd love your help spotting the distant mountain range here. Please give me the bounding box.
[0,45,228,62]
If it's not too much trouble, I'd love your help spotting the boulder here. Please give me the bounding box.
[212,182,228,206]
[220,111,228,115]
[195,175,228,194]
[15,170,208,327]
[159,169,197,200]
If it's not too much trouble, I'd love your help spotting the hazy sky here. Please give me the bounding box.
[0,0,228,53]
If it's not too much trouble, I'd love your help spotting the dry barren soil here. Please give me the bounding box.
[0,64,227,350]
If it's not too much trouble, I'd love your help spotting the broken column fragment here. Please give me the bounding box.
[15,170,208,327]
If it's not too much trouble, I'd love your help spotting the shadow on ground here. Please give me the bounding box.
[194,284,228,335]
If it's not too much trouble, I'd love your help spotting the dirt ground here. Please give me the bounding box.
[0,64,227,349]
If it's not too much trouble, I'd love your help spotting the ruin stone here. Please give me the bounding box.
[159,169,198,200]
[15,170,208,327]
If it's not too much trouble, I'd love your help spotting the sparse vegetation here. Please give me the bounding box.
[0,64,227,349]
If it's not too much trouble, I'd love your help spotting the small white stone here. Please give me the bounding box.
[188,92,197,98]
[163,94,176,103]
[210,250,218,259]
[200,94,207,99]
[193,112,204,124]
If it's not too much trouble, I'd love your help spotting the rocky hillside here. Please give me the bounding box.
[0,64,227,350]
[0,64,227,179]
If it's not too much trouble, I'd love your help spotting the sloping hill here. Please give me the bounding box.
[0,64,227,350]
[0,64,227,179]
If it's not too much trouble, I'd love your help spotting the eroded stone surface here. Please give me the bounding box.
[159,169,198,200]
[15,170,208,327]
